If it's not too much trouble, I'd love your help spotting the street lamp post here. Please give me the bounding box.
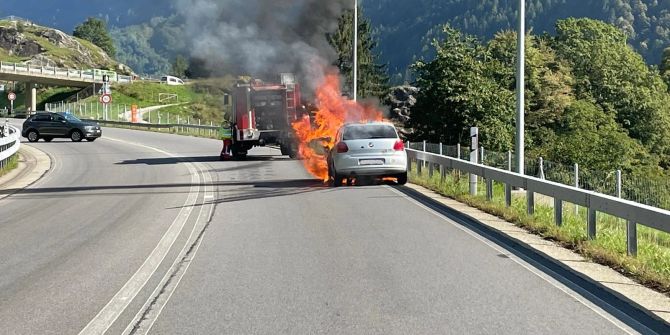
[516,0,525,175]
[353,0,358,102]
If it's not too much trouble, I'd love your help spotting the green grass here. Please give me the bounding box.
[0,48,27,63]
[62,79,235,125]
[0,154,19,178]
[409,162,670,295]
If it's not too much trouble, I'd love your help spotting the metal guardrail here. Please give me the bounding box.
[94,120,218,138]
[0,61,133,84]
[407,148,670,256]
[0,123,21,170]
[96,119,218,130]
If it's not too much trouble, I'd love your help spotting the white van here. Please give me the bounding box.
[161,76,185,85]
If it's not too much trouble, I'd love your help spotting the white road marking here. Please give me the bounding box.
[387,186,644,335]
[78,137,202,335]
[123,163,216,335]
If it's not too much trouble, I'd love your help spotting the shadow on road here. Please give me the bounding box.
[116,156,223,165]
[116,154,294,165]
[394,186,670,334]
[0,179,325,200]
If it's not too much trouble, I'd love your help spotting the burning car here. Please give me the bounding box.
[326,122,408,187]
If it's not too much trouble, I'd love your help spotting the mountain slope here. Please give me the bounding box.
[0,18,131,72]
[4,1,669,77]
[365,0,670,77]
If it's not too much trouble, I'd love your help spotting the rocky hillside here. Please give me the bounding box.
[0,18,132,74]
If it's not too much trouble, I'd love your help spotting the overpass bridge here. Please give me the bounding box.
[0,61,133,111]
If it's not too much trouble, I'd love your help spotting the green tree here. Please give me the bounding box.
[171,55,189,78]
[553,18,670,167]
[328,6,389,99]
[661,47,670,87]
[547,100,651,171]
[410,25,514,150]
[74,17,116,57]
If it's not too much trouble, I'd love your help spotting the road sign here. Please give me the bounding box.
[100,94,112,104]
[8,92,16,101]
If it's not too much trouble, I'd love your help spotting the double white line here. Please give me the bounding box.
[79,138,215,335]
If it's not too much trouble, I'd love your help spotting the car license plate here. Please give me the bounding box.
[359,159,384,166]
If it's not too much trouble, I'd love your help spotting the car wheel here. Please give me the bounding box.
[396,172,408,185]
[43,137,53,142]
[70,130,83,142]
[86,138,96,142]
[27,130,39,142]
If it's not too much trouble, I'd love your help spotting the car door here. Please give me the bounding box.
[51,114,70,136]
[31,114,54,135]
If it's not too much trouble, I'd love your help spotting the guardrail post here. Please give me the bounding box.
[627,221,638,257]
[574,163,579,216]
[486,178,493,201]
[588,208,597,240]
[428,141,435,178]
[527,190,535,215]
[505,151,512,207]
[428,159,434,178]
[439,142,446,183]
[554,198,563,226]
[616,170,638,256]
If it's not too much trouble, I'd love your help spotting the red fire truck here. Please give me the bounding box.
[230,73,305,159]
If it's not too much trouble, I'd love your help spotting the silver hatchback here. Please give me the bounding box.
[327,122,408,186]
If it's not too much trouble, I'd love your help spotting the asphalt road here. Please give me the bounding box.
[0,124,648,334]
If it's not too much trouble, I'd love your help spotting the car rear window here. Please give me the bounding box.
[343,124,397,140]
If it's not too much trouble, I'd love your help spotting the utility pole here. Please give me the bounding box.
[353,0,358,102]
[516,0,525,175]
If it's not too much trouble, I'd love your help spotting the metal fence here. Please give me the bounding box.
[407,148,670,257]
[409,141,670,212]
[0,123,21,170]
[45,101,220,137]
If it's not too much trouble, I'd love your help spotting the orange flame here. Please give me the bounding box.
[292,73,383,181]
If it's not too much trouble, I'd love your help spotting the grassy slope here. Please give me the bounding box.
[74,78,235,124]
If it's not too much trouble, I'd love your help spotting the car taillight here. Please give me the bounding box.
[336,142,349,153]
[394,140,405,151]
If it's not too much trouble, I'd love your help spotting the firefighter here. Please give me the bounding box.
[219,121,234,160]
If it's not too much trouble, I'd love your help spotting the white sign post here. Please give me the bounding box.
[8,92,16,115]
[100,94,112,120]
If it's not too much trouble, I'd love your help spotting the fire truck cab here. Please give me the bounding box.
[230,73,304,159]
